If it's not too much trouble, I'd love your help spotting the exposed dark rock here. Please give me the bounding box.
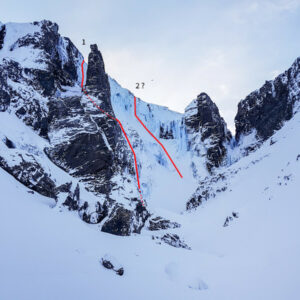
[84,44,116,138]
[9,21,80,97]
[45,92,126,196]
[102,259,114,270]
[63,183,80,211]
[101,256,124,276]
[0,20,83,138]
[4,137,15,149]
[159,124,174,139]
[186,172,227,210]
[0,61,12,112]
[235,57,300,143]
[224,212,239,227]
[153,233,191,249]
[132,202,151,233]
[47,131,114,178]
[0,152,57,199]
[0,148,83,207]
[184,93,232,172]
[147,216,181,231]
[223,216,233,227]
[0,24,5,50]
[56,182,72,193]
[44,42,131,198]
[101,205,132,236]
[86,44,110,98]
[232,211,239,218]
[79,200,109,224]
[0,20,169,238]
[116,268,124,276]
[101,202,150,236]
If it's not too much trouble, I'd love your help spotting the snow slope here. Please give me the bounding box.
[1,99,299,300]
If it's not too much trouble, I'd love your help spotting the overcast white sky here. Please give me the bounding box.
[1,0,300,131]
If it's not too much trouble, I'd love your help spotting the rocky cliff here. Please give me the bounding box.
[184,93,232,172]
[0,20,150,236]
[235,57,300,151]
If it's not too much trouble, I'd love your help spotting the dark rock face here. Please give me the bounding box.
[116,268,124,276]
[0,20,163,238]
[0,60,13,112]
[79,200,109,224]
[0,151,57,199]
[132,202,151,233]
[4,137,15,149]
[10,20,80,96]
[43,43,149,235]
[147,216,181,231]
[184,93,232,172]
[187,171,228,210]
[102,259,114,269]
[159,124,174,139]
[85,44,111,106]
[0,141,84,204]
[101,203,150,236]
[45,93,129,198]
[101,206,132,236]
[63,183,80,210]
[223,212,239,227]
[0,20,83,137]
[43,42,130,198]
[0,24,5,50]
[235,57,300,142]
[152,233,191,249]
[101,256,124,276]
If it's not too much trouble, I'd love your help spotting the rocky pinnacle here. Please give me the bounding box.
[86,44,111,99]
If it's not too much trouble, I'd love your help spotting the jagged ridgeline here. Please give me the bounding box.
[0,20,299,236]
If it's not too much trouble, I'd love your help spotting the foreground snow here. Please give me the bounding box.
[1,107,300,300]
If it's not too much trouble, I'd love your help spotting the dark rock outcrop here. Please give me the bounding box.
[0,24,5,50]
[79,200,109,224]
[0,20,167,237]
[186,171,229,210]
[147,216,181,231]
[63,183,80,210]
[101,202,150,236]
[0,20,83,137]
[45,45,132,197]
[223,212,239,227]
[235,57,300,143]
[101,206,132,236]
[159,123,174,139]
[101,255,124,276]
[86,44,110,98]
[4,137,15,149]
[152,233,191,249]
[0,151,57,199]
[184,93,232,172]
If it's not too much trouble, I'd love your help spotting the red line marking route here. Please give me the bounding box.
[80,60,144,205]
[134,96,183,178]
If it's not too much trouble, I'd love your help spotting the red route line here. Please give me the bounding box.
[80,60,144,205]
[134,96,183,178]
[81,60,85,88]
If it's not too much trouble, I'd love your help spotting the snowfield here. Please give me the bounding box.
[1,104,300,300]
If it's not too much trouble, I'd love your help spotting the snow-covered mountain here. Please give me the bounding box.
[0,20,299,300]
